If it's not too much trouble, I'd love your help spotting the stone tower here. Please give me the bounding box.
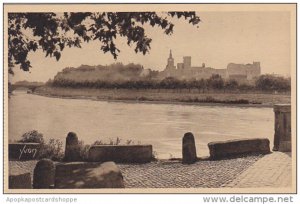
[183,56,191,69]
[166,50,176,70]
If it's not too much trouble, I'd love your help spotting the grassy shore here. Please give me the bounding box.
[34,86,291,107]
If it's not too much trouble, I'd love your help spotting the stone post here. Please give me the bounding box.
[64,132,81,161]
[33,159,55,189]
[273,104,291,152]
[182,132,197,164]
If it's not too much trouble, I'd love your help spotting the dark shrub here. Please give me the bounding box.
[255,75,291,91]
[207,74,224,90]
[78,140,91,161]
[39,139,64,161]
[19,130,44,143]
[18,130,64,161]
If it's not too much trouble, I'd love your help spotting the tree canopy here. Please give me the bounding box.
[8,12,200,74]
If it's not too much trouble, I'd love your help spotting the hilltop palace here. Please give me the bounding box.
[160,50,261,83]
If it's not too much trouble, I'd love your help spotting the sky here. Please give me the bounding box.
[9,11,292,83]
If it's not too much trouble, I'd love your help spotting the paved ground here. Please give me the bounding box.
[118,156,263,188]
[226,152,292,188]
[9,153,292,188]
[9,155,262,188]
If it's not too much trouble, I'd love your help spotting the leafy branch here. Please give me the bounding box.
[8,12,200,74]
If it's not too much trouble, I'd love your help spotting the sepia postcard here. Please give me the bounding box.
[3,3,297,194]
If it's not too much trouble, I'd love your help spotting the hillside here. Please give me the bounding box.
[52,63,158,83]
[14,80,44,86]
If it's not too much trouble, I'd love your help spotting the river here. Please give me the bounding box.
[9,91,274,158]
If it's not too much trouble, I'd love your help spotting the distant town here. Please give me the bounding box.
[10,49,291,97]
[157,50,261,83]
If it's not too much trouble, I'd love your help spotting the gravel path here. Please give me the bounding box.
[9,155,262,188]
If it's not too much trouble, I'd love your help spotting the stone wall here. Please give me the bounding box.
[227,62,261,80]
[9,172,32,189]
[9,143,40,160]
[208,138,270,160]
[88,145,153,163]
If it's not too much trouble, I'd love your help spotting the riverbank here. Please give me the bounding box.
[34,86,291,107]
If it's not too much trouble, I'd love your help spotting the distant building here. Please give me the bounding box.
[183,56,191,69]
[177,63,184,69]
[227,62,261,80]
[160,50,261,81]
[165,50,176,70]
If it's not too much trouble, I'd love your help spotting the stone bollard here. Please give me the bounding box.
[64,132,81,162]
[182,132,197,164]
[33,159,55,189]
[273,104,291,152]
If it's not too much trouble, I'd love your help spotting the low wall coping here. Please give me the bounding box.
[91,144,151,147]
[274,104,291,113]
[208,138,268,145]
